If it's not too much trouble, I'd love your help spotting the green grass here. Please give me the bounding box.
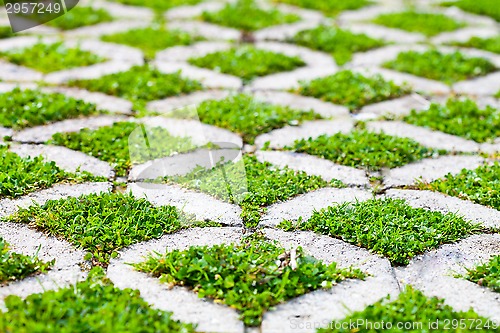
[167,155,333,227]
[404,98,500,143]
[279,198,481,265]
[1,42,105,73]
[319,286,499,332]
[383,49,496,84]
[295,70,410,111]
[49,122,195,177]
[450,35,500,54]
[419,163,500,211]
[134,235,365,326]
[290,26,385,65]
[272,0,371,16]
[0,237,53,285]
[170,94,321,144]
[0,267,197,332]
[101,26,201,60]
[188,45,305,82]
[285,130,440,171]
[110,0,201,13]
[0,146,97,199]
[0,88,101,130]
[68,65,203,108]
[372,12,464,37]
[201,0,300,32]
[0,26,14,39]
[464,255,500,293]
[442,0,500,22]
[5,193,184,264]
[47,6,113,30]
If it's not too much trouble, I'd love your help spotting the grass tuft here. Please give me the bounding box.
[319,286,498,332]
[0,267,197,331]
[450,35,500,54]
[101,26,202,60]
[1,42,105,73]
[404,98,500,143]
[0,88,101,130]
[383,49,496,84]
[295,70,409,110]
[110,0,201,13]
[418,163,500,210]
[272,0,371,16]
[372,11,464,37]
[0,237,53,284]
[5,193,184,264]
[290,26,385,65]
[280,198,481,265]
[50,122,195,177]
[47,6,112,30]
[201,0,300,32]
[0,26,14,39]
[188,45,305,82]
[464,255,500,293]
[134,236,365,326]
[442,0,500,22]
[286,130,440,171]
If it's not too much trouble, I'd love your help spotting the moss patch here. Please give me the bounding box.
[0,26,15,39]
[0,146,97,199]
[372,11,464,37]
[5,193,184,264]
[188,45,305,82]
[404,98,500,143]
[47,6,113,30]
[170,94,321,144]
[167,155,333,227]
[464,255,500,293]
[0,88,101,130]
[49,122,195,177]
[201,0,300,32]
[0,267,197,331]
[280,198,481,265]
[320,286,498,332]
[68,65,203,108]
[451,35,500,54]
[0,237,53,284]
[101,26,201,60]
[1,42,105,73]
[383,49,496,84]
[295,70,409,111]
[290,26,385,65]
[135,236,364,326]
[419,163,500,211]
[272,0,371,16]
[285,130,441,171]
[442,0,500,22]
[110,0,201,13]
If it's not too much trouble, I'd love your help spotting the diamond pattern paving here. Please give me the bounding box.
[0,0,499,331]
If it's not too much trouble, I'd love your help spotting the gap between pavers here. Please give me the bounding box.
[11,115,129,143]
[261,229,400,333]
[260,187,373,228]
[251,90,350,118]
[366,120,481,152]
[147,90,231,114]
[255,150,370,187]
[384,189,500,229]
[382,155,486,188]
[0,182,112,218]
[0,221,88,309]
[128,182,243,226]
[254,118,354,150]
[9,143,114,178]
[395,234,500,324]
[358,94,430,118]
[107,227,245,333]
